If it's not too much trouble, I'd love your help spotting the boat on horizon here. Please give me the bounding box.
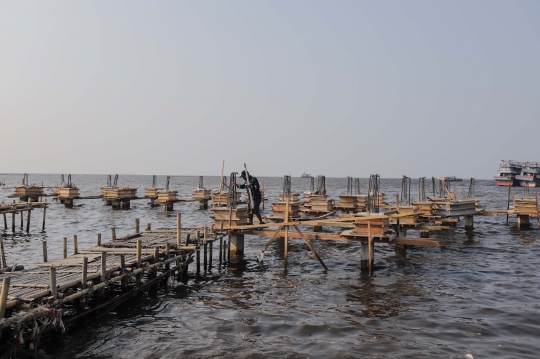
[300,172,313,178]
[516,163,540,187]
[494,160,524,187]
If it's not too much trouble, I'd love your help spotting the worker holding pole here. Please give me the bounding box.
[233,170,265,225]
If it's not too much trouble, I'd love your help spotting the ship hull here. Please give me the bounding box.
[493,177,518,187]
[519,181,537,188]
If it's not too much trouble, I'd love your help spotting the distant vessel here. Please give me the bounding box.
[493,160,523,187]
[301,172,313,178]
[516,163,540,187]
[441,176,462,182]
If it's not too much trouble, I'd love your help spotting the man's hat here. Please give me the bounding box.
[240,170,247,177]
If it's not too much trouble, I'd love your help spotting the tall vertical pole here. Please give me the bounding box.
[62,237,67,259]
[177,213,181,247]
[506,185,511,222]
[26,210,31,232]
[0,234,5,268]
[0,277,11,318]
[42,207,46,230]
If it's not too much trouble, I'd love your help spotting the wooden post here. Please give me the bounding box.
[11,212,15,233]
[73,235,78,254]
[63,237,67,259]
[209,239,213,270]
[26,210,31,232]
[146,223,151,231]
[100,252,106,299]
[96,233,101,246]
[0,277,11,318]
[203,242,208,273]
[368,219,372,276]
[165,243,170,281]
[101,252,107,281]
[3,213,6,230]
[219,236,223,266]
[153,247,159,263]
[42,206,46,230]
[196,247,201,275]
[81,257,88,289]
[111,227,116,241]
[20,211,23,229]
[0,234,5,268]
[177,213,181,247]
[42,240,47,263]
[284,197,289,269]
[135,218,140,233]
[49,267,57,300]
[136,239,142,267]
[506,186,511,222]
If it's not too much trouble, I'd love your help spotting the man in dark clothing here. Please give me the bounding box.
[234,170,264,225]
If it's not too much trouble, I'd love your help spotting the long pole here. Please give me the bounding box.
[506,185,511,222]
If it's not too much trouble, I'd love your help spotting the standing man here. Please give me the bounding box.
[234,170,264,225]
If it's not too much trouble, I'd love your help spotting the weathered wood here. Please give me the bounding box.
[49,267,57,300]
[96,233,101,246]
[111,227,116,241]
[42,240,47,263]
[0,234,5,269]
[63,237,67,259]
[135,218,140,233]
[81,257,88,289]
[73,235,78,254]
[0,277,10,317]
[177,213,181,246]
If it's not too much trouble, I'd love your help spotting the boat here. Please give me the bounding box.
[441,176,462,182]
[516,163,540,187]
[493,160,524,187]
[300,172,313,178]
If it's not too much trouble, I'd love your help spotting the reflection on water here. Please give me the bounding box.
[0,175,539,358]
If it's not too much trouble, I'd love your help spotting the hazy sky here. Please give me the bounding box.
[1,1,539,178]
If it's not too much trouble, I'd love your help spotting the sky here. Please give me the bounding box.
[0,1,539,179]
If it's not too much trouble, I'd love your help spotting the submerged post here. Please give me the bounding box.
[26,210,31,232]
[73,235,78,254]
[146,223,151,231]
[81,257,88,289]
[111,227,116,241]
[360,240,374,272]
[464,215,474,228]
[135,218,140,233]
[62,237,67,259]
[96,233,101,246]
[229,232,245,257]
[42,206,46,230]
[42,240,48,263]
[136,240,142,267]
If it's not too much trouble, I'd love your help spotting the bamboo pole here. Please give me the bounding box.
[42,206,46,230]
[26,209,31,232]
[111,227,116,241]
[42,240,47,263]
[136,240,142,267]
[0,233,5,269]
[73,235,78,255]
[19,211,23,229]
[146,223,151,231]
[11,212,15,233]
[81,257,88,290]
[63,237,67,259]
[284,197,289,269]
[49,267,57,300]
[368,219,372,276]
[506,186,511,222]
[3,213,6,230]
[135,218,140,233]
[0,277,10,318]
[176,213,181,246]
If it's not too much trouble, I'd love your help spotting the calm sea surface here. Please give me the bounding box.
[0,174,538,358]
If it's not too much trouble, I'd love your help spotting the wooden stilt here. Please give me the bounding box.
[3,213,6,230]
[196,247,201,275]
[135,218,140,233]
[42,240,47,263]
[203,242,208,273]
[49,267,57,300]
[177,213,181,246]
[136,240,142,267]
[368,219,372,276]
[111,227,116,241]
[81,257,88,289]
[26,210,31,232]
[0,234,5,269]
[73,235,78,254]
[42,207,46,230]
[219,236,223,266]
[63,237,67,259]
[209,239,213,270]
[11,212,15,233]
[19,211,23,229]
[146,223,151,231]
[0,277,11,318]
[96,233,101,246]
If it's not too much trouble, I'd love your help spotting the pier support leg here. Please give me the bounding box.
[394,243,406,257]
[164,202,174,212]
[64,198,74,208]
[229,233,244,257]
[121,200,130,210]
[312,225,322,232]
[199,200,209,210]
[42,207,46,231]
[360,241,374,272]
[518,215,530,229]
[3,214,6,230]
[26,210,31,232]
[11,213,15,233]
[464,215,474,229]
[420,230,430,238]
